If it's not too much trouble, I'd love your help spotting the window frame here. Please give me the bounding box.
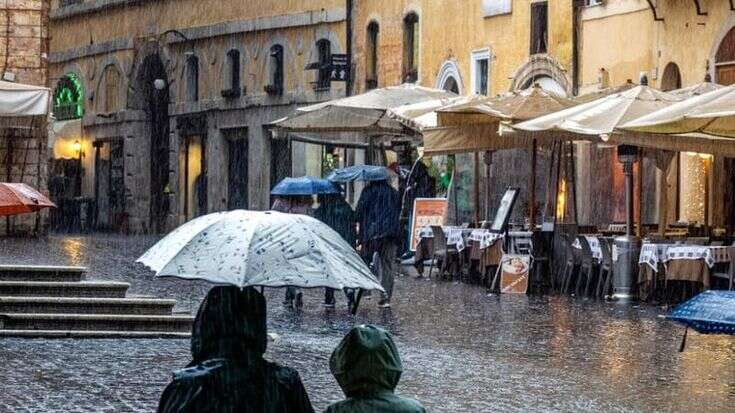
[222,49,242,98]
[185,55,200,102]
[366,21,379,90]
[315,39,332,91]
[266,45,284,96]
[530,2,548,55]
[403,12,419,83]
[470,48,491,96]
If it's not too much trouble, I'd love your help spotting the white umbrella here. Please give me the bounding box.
[137,210,383,292]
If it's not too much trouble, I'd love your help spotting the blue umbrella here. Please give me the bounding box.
[326,165,394,183]
[270,177,339,196]
[667,290,735,351]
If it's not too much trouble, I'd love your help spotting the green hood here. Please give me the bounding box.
[189,286,268,365]
[329,324,403,398]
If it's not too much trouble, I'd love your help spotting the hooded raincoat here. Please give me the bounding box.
[325,325,425,413]
[355,181,401,245]
[158,286,314,413]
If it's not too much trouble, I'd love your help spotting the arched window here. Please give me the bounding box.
[101,65,120,113]
[316,39,332,90]
[403,13,419,83]
[660,62,682,91]
[53,73,84,120]
[442,77,459,94]
[366,22,379,90]
[266,45,284,95]
[716,27,735,85]
[185,55,199,102]
[223,49,241,97]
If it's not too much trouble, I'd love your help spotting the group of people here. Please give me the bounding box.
[158,286,425,412]
[271,174,404,309]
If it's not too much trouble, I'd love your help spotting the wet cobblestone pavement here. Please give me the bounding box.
[0,234,734,412]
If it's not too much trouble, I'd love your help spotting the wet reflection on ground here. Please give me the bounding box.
[0,234,733,411]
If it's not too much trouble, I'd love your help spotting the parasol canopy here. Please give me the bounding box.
[137,210,384,291]
[326,165,394,183]
[0,183,55,216]
[273,83,458,135]
[619,84,735,138]
[667,290,735,335]
[270,176,339,196]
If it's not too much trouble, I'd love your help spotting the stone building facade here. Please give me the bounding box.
[0,0,49,234]
[49,0,347,233]
[350,0,735,230]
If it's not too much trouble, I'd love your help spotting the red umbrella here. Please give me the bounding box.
[0,183,55,216]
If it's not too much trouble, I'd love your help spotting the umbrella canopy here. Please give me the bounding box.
[437,85,576,126]
[670,79,724,97]
[0,80,50,117]
[513,85,682,137]
[270,176,339,196]
[620,84,735,138]
[0,183,55,216]
[326,165,394,183]
[273,83,457,135]
[137,210,384,291]
[667,290,735,335]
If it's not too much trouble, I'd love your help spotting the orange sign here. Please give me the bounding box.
[498,254,530,294]
[409,198,448,251]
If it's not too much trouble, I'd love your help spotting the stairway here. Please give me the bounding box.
[0,265,194,338]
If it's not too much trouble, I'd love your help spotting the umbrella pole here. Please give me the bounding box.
[529,139,537,228]
[484,151,494,221]
[474,152,481,225]
[636,154,643,237]
[351,288,364,315]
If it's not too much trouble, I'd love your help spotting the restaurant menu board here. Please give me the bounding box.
[497,254,530,294]
[409,198,449,251]
[491,188,519,232]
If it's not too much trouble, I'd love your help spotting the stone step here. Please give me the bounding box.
[0,330,190,339]
[0,313,194,332]
[0,265,86,282]
[0,281,129,298]
[0,297,177,315]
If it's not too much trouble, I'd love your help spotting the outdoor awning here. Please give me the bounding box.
[0,80,50,117]
[421,123,525,156]
[620,85,735,138]
[272,83,458,146]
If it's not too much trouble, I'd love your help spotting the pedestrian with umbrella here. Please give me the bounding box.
[314,183,357,308]
[338,168,400,308]
[270,176,336,308]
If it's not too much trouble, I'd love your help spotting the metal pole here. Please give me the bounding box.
[483,150,493,221]
[529,139,537,228]
[635,154,643,237]
[613,146,641,302]
[474,152,480,225]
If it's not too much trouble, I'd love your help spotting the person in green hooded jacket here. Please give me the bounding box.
[158,286,314,413]
[325,324,425,413]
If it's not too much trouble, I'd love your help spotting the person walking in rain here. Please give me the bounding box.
[355,178,401,308]
[324,324,425,413]
[271,195,315,308]
[314,189,357,308]
[158,286,314,413]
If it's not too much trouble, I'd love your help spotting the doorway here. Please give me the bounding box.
[94,140,125,230]
[226,129,248,210]
[179,135,206,221]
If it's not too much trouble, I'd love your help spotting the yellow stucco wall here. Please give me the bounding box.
[353,0,574,95]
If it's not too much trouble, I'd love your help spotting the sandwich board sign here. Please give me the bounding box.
[496,254,530,294]
[409,198,448,251]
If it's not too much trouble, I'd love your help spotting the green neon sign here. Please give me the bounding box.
[53,73,84,119]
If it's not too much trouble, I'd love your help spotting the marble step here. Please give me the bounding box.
[0,329,190,338]
[0,265,86,282]
[0,296,177,315]
[0,313,194,332]
[0,281,129,298]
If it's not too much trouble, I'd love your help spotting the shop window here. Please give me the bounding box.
[316,39,332,90]
[102,65,120,113]
[366,22,379,90]
[222,49,241,98]
[403,13,419,83]
[530,2,548,55]
[53,73,84,120]
[186,56,199,102]
[266,45,284,95]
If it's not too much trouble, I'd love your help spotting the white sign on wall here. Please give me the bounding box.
[482,0,512,17]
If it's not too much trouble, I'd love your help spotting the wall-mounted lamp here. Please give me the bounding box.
[153,78,167,90]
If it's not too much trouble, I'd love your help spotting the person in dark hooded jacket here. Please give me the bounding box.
[324,324,425,413]
[158,286,314,413]
[315,192,357,307]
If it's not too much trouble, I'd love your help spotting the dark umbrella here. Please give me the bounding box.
[270,176,339,196]
[667,290,735,351]
[326,165,394,183]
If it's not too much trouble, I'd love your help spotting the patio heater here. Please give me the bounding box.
[613,144,641,302]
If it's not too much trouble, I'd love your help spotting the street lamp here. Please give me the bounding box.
[73,139,83,196]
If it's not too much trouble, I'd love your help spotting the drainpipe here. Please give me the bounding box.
[572,1,581,96]
[346,0,353,97]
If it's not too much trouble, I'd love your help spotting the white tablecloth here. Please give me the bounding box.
[663,246,731,268]
[418,227,504,252]
[468,229,504,250]
[572,236,603,261]
[638,243,675,272]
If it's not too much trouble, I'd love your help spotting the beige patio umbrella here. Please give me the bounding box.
[620,84,735,138]
[513,83,682,236]
[669,75,724,98]
[423,85,579,224]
